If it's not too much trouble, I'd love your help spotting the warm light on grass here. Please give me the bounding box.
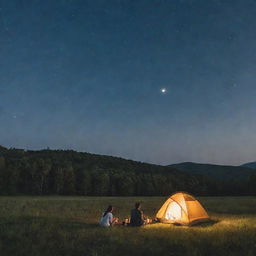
[0,196,256,256]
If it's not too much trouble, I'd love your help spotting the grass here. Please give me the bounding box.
[0,196,256,256]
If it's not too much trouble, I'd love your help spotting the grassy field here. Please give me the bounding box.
[0,196,256,256]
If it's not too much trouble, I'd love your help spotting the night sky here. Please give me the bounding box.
[1,0,256,165]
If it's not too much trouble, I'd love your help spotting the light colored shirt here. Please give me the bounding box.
[99,212,113,227]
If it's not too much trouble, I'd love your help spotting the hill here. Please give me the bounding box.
[241,162,256,169]
[1,145,256,196]
[168,162,256,181]
[0,146,201,196]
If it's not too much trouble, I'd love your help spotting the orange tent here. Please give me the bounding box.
[156,192,209,225]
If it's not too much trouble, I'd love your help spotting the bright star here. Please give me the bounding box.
[161,88,167,94]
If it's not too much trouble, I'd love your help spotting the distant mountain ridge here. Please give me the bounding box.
[168,162,256,181]
[240,162,256,169]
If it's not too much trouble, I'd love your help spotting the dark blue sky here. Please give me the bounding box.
[1,0,256,165]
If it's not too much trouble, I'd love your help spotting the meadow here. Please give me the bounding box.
[0,196,256,256]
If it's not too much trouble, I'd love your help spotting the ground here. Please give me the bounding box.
[0,196,256,256]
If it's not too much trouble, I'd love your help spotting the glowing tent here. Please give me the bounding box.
[156,192,209,225]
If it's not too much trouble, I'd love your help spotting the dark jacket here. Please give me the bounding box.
[130,208,144,226]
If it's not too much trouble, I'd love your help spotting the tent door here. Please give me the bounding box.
[165,201,182,221]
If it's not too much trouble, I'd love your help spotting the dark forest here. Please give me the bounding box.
[0,145,255,196]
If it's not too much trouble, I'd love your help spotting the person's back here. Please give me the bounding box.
[130,202,144,227]
[99,212,113,227]
[99,205,115,227]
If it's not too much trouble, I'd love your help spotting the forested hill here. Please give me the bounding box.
[0,146,200,196]
[0,146,256,196]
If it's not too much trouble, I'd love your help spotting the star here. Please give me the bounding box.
[161,88,167,94]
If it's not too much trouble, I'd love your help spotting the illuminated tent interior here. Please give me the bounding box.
[156,192,209,225]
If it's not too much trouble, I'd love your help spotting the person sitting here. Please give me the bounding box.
[130,202,145,227]
[99,205,117,227]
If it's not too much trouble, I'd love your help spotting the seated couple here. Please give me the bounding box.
[99,202,146,227]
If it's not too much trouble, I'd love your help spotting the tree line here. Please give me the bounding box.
[0,146,255,196]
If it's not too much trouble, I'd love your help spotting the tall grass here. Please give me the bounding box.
[0,196,256,256]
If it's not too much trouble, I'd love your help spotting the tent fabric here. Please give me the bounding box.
[156,192,209,225]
